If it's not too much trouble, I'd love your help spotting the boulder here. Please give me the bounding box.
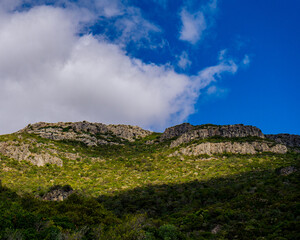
[43,185,73,201]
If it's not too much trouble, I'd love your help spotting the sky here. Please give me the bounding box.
[0,0,299,134]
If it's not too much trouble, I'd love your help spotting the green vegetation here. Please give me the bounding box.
[0,132,299,239]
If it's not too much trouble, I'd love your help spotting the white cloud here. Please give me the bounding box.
[0,4,240,134]
[93,0,124,17]
[1,0,161,49]
[207,0,218,12]
[207,85,217,95]
[179,9,206,44]
[0,0,21,11]
[242,54,250,66]
[218,49,227,61]
[206,85,228,98]
[197,58,238,87]
[58,0,124,18]
[179,0,218,44]
[177,51,192,69]
[113,7,162,47]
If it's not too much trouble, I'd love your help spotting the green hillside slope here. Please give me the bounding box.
[0,122,299,239]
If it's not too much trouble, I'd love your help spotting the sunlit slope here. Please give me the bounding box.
[0,122,297,196]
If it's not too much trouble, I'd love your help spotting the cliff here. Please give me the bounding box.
[170,141,287,156]
[0,121,296,167]
[19,121,153,146]
[265,134,300,148]
[160,123,265,147]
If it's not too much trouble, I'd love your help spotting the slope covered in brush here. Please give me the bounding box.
[0,122,299,239]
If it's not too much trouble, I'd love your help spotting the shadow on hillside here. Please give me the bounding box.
[1,163,299,240]
[97,167,299,219]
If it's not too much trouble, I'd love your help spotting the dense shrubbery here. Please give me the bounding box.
[0,162,299,239]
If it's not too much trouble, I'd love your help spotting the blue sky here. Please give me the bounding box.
[0,0,299,134]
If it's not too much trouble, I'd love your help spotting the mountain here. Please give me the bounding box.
[0,121,299,240]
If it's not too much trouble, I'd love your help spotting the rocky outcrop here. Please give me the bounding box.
[43,185,73,201]
[0,141,62,166]
[266,134,300,148]
[19,121,152,146]
[276,166,297,176]
[160,123,194,141]
[170,141,287,156]
[166,124,264,148]
[211,225,222,234]
[107,124,152,141]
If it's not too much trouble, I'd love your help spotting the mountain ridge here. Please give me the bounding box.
[0,121,298,167]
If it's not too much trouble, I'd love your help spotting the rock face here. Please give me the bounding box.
[162,123,265,148]
[20,121,152,146]
[170,141,287,156]
[107,124,152,141]
[0,141,62,166]
[160,123,194,141]
[265,134,300,148]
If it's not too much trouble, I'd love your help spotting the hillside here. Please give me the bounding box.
[0,122,299,240]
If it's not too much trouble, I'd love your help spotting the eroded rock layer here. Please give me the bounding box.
[266,134,300,148]
[170,141,287,156]
[162,124,265,148]
[19,121,153,146]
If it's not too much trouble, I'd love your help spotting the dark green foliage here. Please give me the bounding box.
[1,161,299,239]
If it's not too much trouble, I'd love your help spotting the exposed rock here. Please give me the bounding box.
[107,124,152,141]
[160,123,194,141]
[169,124,265,147]
[43,185,73,201]
[170,141,287,156]
[211,225,222,234]
[0,141,62,166]
[19,121,152,146]
[276,166,297,176]
[266,134,300,148]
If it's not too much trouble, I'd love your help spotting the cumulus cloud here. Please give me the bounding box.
[179,0,218,44]
[0,4,239,134]
[0,0,21,12]
[3,0,161,49]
